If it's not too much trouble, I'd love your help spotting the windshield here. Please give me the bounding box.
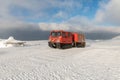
[51,32,61,37]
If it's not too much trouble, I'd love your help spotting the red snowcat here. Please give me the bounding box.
[48,30,85,49]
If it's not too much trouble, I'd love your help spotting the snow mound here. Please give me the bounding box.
[7,36,15,41]
[0,36,25,48]
[112,35,120,40]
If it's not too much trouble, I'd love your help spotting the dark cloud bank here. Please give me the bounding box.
[0,29,119,40]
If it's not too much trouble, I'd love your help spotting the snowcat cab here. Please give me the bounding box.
[48,30,73,49]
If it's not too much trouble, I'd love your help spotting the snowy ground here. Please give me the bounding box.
[0,38,120,80]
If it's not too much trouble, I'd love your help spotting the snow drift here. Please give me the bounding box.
[0,36,25,48]
[112,35,120,40]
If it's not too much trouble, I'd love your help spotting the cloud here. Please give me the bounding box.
[0,16,119,40]
[0,0,120,40]
[95,0,120,25]
[38,16,93,32]
[0,21,50,40]
[39,23,70,31]
[38,15,120,34]
[53,11,68,19]
[0,0,83,21]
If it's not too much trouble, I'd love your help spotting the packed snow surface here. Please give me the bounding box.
[0,38,120,80]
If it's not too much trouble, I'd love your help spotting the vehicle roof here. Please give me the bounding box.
[51,30,71,33]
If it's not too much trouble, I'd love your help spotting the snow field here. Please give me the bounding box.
[0,39,119,80]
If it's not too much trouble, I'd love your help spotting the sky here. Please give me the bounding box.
[0,0,120,40]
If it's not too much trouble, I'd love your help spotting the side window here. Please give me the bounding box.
[57,32,61,36]
[62,32,66,37]
[68,33,71,37]
[51,32,56,36]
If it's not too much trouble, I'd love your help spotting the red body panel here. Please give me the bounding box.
[72,33,85,43]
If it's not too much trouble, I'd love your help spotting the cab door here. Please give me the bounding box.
[61,32,72,44]
[67,32,72,43]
